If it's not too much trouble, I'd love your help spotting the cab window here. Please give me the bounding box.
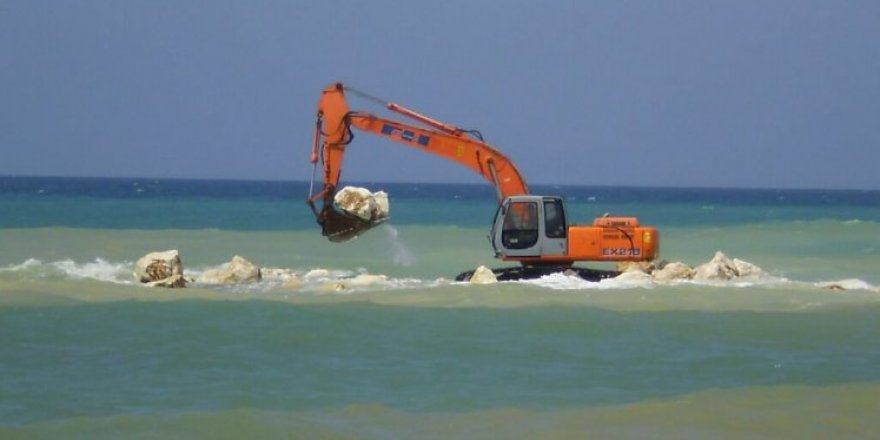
[501,201,539,249]
[543,199,566,238]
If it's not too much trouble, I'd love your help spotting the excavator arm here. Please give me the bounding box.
[307,82,529,239]
[305,82,660,269]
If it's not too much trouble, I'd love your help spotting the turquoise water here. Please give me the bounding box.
[2,177,880,438]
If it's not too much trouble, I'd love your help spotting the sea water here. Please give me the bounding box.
[1,176,879,439]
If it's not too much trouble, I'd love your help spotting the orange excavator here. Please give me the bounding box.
[307,82,658,280]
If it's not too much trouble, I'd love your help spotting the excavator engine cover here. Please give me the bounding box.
[318,205,385,243]
[567,219,659,262]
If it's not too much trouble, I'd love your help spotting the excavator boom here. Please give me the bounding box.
[308,82,528,240]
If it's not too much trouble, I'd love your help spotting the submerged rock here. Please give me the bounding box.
[280,277,303,289]
[134,250,186,288]
[732,258,767,278]
[261,267,297,280]
[197,255,261,284]
[616,261,655,274]
[652,261,695,281]
[347,273,388,286]
[614,270,654,283]
[321,273,389,292]
[146,274,187,288]
[469,265,498,284]
[334,186,390,223]
[262,267,302,289]
[304,269,331,279]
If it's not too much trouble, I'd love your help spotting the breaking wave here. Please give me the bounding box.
[0,258,135,284]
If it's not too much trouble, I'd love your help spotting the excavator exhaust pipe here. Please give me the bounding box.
[318,204,386,243]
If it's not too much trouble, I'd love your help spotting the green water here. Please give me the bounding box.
[2,223,880,438]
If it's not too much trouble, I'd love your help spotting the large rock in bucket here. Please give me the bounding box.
[134,250,186,288]
[322,186,391,242]
[334,186,390,222]
[197,255,262,284]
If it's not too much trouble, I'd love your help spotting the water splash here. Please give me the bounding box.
[380,224,416,267]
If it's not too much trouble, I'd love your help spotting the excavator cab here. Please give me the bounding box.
[491,196,569,259]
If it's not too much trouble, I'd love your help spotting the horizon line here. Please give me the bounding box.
[1,174,877,193]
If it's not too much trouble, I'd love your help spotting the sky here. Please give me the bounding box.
[1,0,878,189]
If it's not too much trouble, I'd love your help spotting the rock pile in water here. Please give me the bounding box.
[197,255,262,284]
[135,252,296,288]
[617,251,768,282]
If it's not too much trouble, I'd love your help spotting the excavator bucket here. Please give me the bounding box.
[318,204,386,243]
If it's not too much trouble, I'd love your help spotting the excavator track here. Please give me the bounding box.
[454,266,619,282]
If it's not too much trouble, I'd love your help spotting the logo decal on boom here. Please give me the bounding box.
[381,124,430,146]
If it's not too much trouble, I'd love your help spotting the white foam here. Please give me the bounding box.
[1,258,134,284]
[50,258,134,284]
[1,258,43,271]
[814,278,876,291]
[517,268,803,292]
[520,272,656,291]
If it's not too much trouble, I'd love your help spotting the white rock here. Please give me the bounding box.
[614,270,654,283]
[347,273,388,287]
[318,282,348,293]
[304,269,330,279]
[146,274,186,288]
[616,261,655,274]
[281,277,303,289]
[334,186,390,222]
[318,273,388,291]
[652,261,695,281]
[261,267,298,280]
[260,267,302,289]
[693,251,738,280]
[134,250,186,287]
[469,265,498,284]
[733,258,766,278]
[197,255,262,284]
